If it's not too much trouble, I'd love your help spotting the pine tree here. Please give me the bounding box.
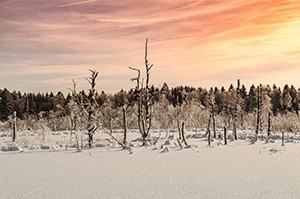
[271,86,282,116]
[0,89,14,121]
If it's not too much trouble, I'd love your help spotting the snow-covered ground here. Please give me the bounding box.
[1,130,300,198]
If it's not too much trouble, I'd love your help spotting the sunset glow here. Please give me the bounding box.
[1,0,300,93]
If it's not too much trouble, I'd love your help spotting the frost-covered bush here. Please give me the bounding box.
[273,112,299,133]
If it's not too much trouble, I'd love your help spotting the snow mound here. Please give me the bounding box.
[40,145,50,150]
[0,133,8,137]
[167,135,174,140]
[95,143,106,148]
[131,138,143,142]
[191,134,203,139]
[1,145,23,152]
[163,140,171,145]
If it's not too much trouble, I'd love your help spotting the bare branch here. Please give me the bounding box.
[129,66,141,89]
[67,79,77,97]
[148,64,153,71]
[145,38,148,63]
[103,128,125,148]
[91,124,101,135]
[153,133,161,145]
[129,67,140,79]
[72,79,76,91]
[85,77,92,85]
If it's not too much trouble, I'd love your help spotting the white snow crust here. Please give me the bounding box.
[1,130,300,198]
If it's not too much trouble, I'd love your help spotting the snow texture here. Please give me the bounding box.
[1,130,300,198]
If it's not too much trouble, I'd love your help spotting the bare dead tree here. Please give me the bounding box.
[144,38,153,140]
[129,66,143,136]
[181,121,188,147]
[208,94,216,138]
[224,126,227,145]
[67,80,84,151]
[11,111,17,142]
[232,79,240,140]
[129,38,154,145]
[68,70,100,149]
[123,106,127,145]
[86,70,100,148]
[207,113,212,146]
[255,85,262,141]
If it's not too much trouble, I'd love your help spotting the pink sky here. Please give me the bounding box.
[1,0,300,93]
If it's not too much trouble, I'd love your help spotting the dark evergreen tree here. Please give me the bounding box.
[289,85,299,115]
[0,89,14,121]
[245,85,257,113]
[282,85,292,113]
[271,86,282,115]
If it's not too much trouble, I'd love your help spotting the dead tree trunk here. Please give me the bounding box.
[177,121,181,139]
[12,111,17,142]
[181,121,188,146]
[87,112,94,147]
[233,79,240,140]
[224,126,227,145]
[129,39,153,145]
[281,132,284,146]
[212,114,216,138]
[86,70,99,148]
[255,85,262,141]
[129,67,142,134]
[267,111,271,137]
[144,38,153,142]
[210,98,216,138]
[123,106,127,145]
[207,113,212,146]
[208,128,211,146]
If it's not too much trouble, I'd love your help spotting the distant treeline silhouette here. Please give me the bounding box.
[0,83,298,122]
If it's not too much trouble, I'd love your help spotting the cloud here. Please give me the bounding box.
[58,0,98,8]
[0,0,300,93]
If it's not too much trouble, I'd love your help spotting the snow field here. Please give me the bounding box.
[1,130,300,198]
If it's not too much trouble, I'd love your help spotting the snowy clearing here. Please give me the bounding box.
[1,130,300,199]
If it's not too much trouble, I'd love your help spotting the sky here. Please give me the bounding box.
[1,0,300,94]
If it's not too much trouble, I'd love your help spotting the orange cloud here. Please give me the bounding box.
[0,0,300,93]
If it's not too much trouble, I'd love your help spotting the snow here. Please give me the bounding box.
[1,130,300,198]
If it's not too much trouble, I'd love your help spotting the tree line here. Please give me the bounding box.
[0,83,299,123]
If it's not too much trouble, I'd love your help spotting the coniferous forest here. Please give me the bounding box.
[1,82,299,134]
